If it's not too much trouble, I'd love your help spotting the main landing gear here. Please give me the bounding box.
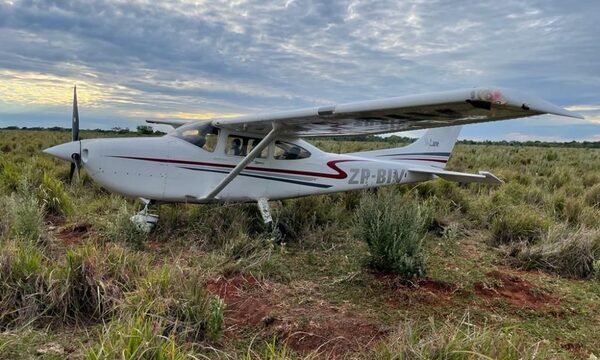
[130,198,159,233]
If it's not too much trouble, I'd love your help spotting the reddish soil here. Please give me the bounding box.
[56,223,90,245]
[206,274,385,357]
[206,274,272,327]
[273,308,384,357]
[474,270,559,309]
[373,272,459,307]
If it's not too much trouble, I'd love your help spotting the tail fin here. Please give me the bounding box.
[350,126,462,169]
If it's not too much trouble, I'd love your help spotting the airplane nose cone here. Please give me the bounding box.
[43,141,81,162]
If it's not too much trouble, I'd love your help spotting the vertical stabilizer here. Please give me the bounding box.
[350,126,462,168]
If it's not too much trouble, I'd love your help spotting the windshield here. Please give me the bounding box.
[274,141,311,160]
[170,122,219,152]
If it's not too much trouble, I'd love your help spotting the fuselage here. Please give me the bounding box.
[47,128,431,203]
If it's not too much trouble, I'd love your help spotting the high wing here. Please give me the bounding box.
[212,87,583,137]
[146,119,191,128]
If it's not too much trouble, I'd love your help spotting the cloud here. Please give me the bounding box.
[0,0,599,141]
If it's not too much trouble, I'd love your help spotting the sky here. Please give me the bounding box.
[0,0,599,141]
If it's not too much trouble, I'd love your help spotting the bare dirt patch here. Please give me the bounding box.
[373,272,459,307]
[273,307,385,357]
[45,213,66,227]
[56,223,90,245]
[474,270,558,309]
[206,274,386,357]
[206,273,273,328]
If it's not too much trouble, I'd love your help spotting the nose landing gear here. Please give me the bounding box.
[130,198,158,233]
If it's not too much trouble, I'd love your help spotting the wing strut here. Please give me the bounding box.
[205,124,279,200]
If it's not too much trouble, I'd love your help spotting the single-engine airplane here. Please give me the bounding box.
[44,87,582,229]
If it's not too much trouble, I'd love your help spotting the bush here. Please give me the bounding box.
[277,195,344,240]
[6,195,46,243]
[506,227,600,278]
[355,194,432,278]
[490,206,549,246]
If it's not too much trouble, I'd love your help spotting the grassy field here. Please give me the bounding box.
[0,129,599,359]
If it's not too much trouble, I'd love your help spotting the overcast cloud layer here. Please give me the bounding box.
[0,0,599,140]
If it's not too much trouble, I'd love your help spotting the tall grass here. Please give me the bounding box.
[490,206,549,246]
[373,315,549,359]
[124,265,225,343]
[86,315,189,360]
[506,226,600,278]
[38,172,73,216]
[355,193,432,278]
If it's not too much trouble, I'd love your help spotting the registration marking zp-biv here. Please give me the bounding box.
[347,168,405,185]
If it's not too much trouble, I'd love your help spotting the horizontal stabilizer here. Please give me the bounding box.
[408,167,503,185]
[146,119,191,128]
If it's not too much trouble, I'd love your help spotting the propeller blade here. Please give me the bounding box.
[69,162,77,182]
[69,153,81,183]
[72,86,79,142]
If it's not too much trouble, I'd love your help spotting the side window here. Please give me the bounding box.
[204,132,218,152]
[274,141,311,160]
[172,123,219,152]
[225,135,267,158]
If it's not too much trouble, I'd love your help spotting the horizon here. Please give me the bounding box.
[0,1,598,141]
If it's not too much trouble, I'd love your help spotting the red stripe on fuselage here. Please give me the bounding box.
[389,157,448,163]
[110,156,359,179]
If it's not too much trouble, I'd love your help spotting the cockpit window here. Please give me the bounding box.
[171,122,219,152]
[226,135,267,158]
[274,141,311,160]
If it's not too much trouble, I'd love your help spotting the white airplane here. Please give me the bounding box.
[44,87,581,228]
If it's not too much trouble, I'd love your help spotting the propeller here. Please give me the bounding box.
[69,86,82,183]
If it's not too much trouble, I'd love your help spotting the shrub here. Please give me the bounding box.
[506,227,600,278]
[355,194,432,278]
[490,206,549,246]
[277,195,344,240]
[6,195,45,243]
[37,173,73,216]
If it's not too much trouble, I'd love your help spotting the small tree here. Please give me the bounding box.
[136,125,154,135]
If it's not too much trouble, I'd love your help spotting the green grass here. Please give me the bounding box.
[355,192,432,278]
[0,129,599,359]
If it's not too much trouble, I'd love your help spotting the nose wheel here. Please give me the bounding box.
[130,198,158,233]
